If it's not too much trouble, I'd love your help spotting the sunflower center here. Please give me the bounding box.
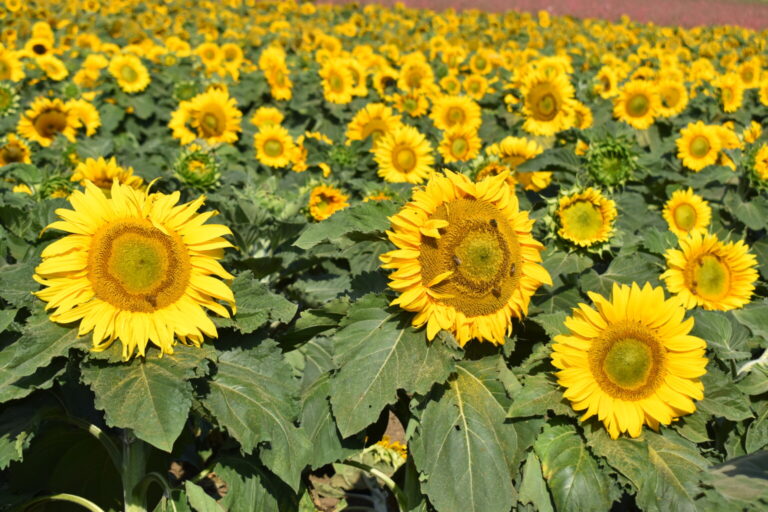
[559,200,603,242]
[394,147,416,171]
[32,44,47,55]
[475,57,487,70]
[88,219,191,312]
[329,73,344,92]
[661,87,680,108]
[446,106,465,124]
[120,64,138,83]
[450,137,468,157]
[529,83,560,121]
[689,136,710,158]
[690,254,731,300]
[627,94,649,117]
[673,203,697,231]
[419,198,521,317]
[264,139,284,157]
[403,98,417,112]
[537,93,557,117]
[199,109,224,137]
[33,109,68,138]
[0,61,9,78]
[362,119,387,139]
[589,323,666,399]
[742,68,754,83]
[722,88,733,102]
[1,144,23,163]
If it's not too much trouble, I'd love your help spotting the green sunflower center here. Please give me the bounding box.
[447,106,465,124]
[627,94,649,117]
[120,64,138,83]
[199,110,223,137]
[418,198,522,317]
[689,136,710,158]
[450,137,468,158]
[88,220,191,312]
[330,73,344,92]
[559,200,604,243]
[264,139,284,158]
[673,203,697,231]
[475,56,487,70]
[691,254,730,300]
[403,98,417,112]
[538,93,557,117]
[394,147,416,172]
[602,338,652,389]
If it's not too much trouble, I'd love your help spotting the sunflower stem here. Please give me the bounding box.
[135,472,176,512]
[51,415,122,473]
[122,430,149,512]
[340,460,407,512]
[15,493,106,512]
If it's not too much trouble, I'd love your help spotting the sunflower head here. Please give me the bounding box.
[585,135,638,187]
[662,188,711,238]
[380,170,552,346]
[70,157,143,190]
[552,282,707,439]
[554,187,617,250]
[373,125,434,184]
[0,133,31,166]
[676,121,722,172]
[308,184,349,221]
[174,146,220,190]
[174,81,201,102]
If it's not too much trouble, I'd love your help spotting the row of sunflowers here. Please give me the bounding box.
[0,0,767,511]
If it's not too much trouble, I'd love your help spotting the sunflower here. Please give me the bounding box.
[594,66,619,98]
[1,49,25,82]
[484,136,551,192]
[556,188,617,248]
[737,59,761,89]
[742,121,762,145]
[0,133,31,165]
[551,282,707,439]
[661,232,759,311]
[108,54,150,94]
[393,92,430,118]
[716,73,744,113]
[380,170,551,345]
[308,184,349,221]
[753,143,768,182]
[264,65,293,101]
[0,82,19,116]
[67,99,101,137]
[463,74,491,100]
[676,121,721,172]
[572,101,593,130]
[169,89,242,145]
[519,70,576,136]
[662,188,711,238]
[254,124,295,168]
[438,126,481,163]
[430,95,482,132]
[17,97,77,147]
[70,157,143,190]
[346,103,402,144]
[36,55,68,81]
[373,124,434,184]
[24,37,52,59]
[613,80,659,130]
[319,59,354,104]
[33,181,236,359]
[656,80,688,118]
[250,106,284,129]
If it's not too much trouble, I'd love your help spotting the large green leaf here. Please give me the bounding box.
[329,294,459,437]
[698,368,753,422]
[733,300,768,340]
[214,456,298,512]
[0,261,37,308]
[215,272,297,334]
[704,452,768,506]
[518,452,554,512]
[202,341,309,491]
[410,360,518,512]
[81,346,208,452]
[534,424,612,512]
[507,373,572,418]
[184,481,220,512]
[293,201,398,250]
[691,310,751,361]
[0,396,51,469]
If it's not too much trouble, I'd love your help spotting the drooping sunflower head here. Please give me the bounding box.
[346,103,402,144]
[520,69,576,136]
[70,157,143,190]
[676,121,722,172]
[380,170,552,346]
[584,135,638,187]
[0,133,31,165]
[108,54,151,94]
[555,187,617,249]
[308,184,349,221]
[174,146,220,190]
[661,232,759,311]
[254,124,296,168]
[662,188,711,238]
[17,97,77,147]
[373,124,434,184]
[551,282,707,439]
[36,55,69,81]
[613,80,659,130]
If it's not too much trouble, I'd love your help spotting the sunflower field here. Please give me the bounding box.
[1,0,768,511]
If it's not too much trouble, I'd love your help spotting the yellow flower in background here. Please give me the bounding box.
[743,121,762,144]
[676,121,721,172]
[250,106,284,129]
[438,126,481,163]
[753,143,768,181]
[430,95,481,132]
[716,73,744,112]
[520,69,576,136]
[70,157,143,190]
[319,59,354,104]
[551,283,707,439]
[373,124,434,184]
[0,45,25,82]
[484,136,551,192]
[308,184,349,221]
[17,97,77,147]
[661,233,758,311]
[656,80,688,118]
[0,134,31,165]
[556,188,617,248]
[254,124,295,168]
[346,103,402,144]
[34,181,236,359]
[662,188,711,238]
[36,55,68,81]
[169,89,242,145]
[108,54,150,93]
[380,170,551,345]
[613,80,659,130]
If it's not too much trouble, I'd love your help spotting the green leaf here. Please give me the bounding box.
[642,227,678,255]
[698,368,753,422]
[0,261,37,308]
[691,310,751,361]
[410,360,518,512]
[81,346,207,452]
[214,456,298,512]
[579,253,661,297]
[507,373,572,418]
[518,452,554,512]
[533,311,570,339]
[737,366,768,396]
[516,147,581,173]
[329,294,459,437]
[534,423,612,512]
[0,357,67,403]
[540,247,592,280]
[724,192,768,230]
[202,341,309,491]
[293,201,399,250]
[746,404,768,453]
[733,300,768,340]
[705,452,768,505]
[0,309,16,333]
[184,481,220,512]
[217,272,297,334]
[0,396,49,469]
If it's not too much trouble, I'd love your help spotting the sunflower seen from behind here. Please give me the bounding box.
[661,232,758,311]
[662,188,711,238]
[380,170,551,346]
[551,282,707,439]
[33,181,236,359]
